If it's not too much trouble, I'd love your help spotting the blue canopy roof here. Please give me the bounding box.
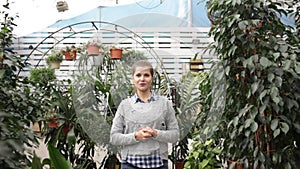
[49,0,211,28]
[48,0,295,29]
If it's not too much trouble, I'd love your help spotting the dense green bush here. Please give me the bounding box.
[206,0,300,168]
[30,67,56,85]
[0,1,40,168]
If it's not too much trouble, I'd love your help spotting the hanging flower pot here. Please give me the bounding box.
[46,49,63,69]
[56,1,69,12]
[50,61,61,69]
[62,46,77,61]
[110,48,122,59]
[64,50,76,61]
[87,44,100,56]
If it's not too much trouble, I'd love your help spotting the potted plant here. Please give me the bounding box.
[40,80,98,168]
[190,52,205,74]
[61,45,77,61]
[109,46,123,60]
[168,72,203,169]
[46,49,63,69]
[86,42,101,56]
[205,0,300,168]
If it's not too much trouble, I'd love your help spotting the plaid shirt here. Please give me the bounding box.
[126,150,163,168]
[125,93,163,168]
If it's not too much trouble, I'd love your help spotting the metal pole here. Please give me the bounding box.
[188,0,192,27]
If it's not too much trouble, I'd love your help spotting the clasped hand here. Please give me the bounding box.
[134,127,157,141]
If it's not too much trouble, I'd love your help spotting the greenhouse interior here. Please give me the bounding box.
[1,0,299,169]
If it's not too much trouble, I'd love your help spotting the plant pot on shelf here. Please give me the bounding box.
[64,50,76,61]
[190,58,204,74]
[87,44,100,56]
[50,61,61,69]
[110,48,122,59]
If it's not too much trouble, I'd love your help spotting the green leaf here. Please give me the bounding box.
[48,144,72,169]
[245,119,252,128]
[238,21,246,30]
[251,82,259,94]
[200,159,210,168]
[31,152,42,169]
[251,121,258,132]
[280,122,289,134]
[259,90,267,102]
[279,44,288,53]
[67,128,76,145]
[267,72,275,82]
[270,87,280,104]
[273,128,280,138]
[260,57,272,67]
[271,119,279,131]
[273,52,280,60]
[0,70,5,79]
[274,77,282,88]
[295,63,300,74]
[283,60,291,71]
[233,116,239,127]
[259,151,266,162]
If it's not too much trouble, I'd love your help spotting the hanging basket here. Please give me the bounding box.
[64,50,76,61]
[50,61,61,69]
[56,1,69,12]
[87,44,100,56]
[110,48,122,59]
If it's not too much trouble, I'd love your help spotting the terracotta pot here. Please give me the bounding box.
[87,44,100,56]
[110,48,122,59]
[175,160,185,169]
[48,117,58,128]
[228,160,243,169]
[50,61,60,69]
[65,50,76,60]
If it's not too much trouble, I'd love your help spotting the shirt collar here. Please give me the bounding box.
[132,92,158,103]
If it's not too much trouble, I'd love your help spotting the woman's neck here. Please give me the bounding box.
[137,91,151,102]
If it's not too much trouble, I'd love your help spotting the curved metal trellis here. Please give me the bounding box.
[18,21,172,95]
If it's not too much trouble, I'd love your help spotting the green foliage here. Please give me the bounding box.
[48,144,73,169]
[40,80,97,168]
[169,72,204,162]
[206,0,300,168]
[185,135,222,169]
[0,1,40,168]
[30,67,56,85]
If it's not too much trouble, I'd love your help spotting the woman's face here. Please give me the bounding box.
[132,66,153,93]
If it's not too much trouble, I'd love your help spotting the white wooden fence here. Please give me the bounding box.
[12,26,216,80]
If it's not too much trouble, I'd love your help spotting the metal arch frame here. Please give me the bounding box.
[19,20,172,93]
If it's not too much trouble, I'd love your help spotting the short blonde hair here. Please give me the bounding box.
[132,60,154,77]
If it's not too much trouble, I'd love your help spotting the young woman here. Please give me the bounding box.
[110,60,179,169]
